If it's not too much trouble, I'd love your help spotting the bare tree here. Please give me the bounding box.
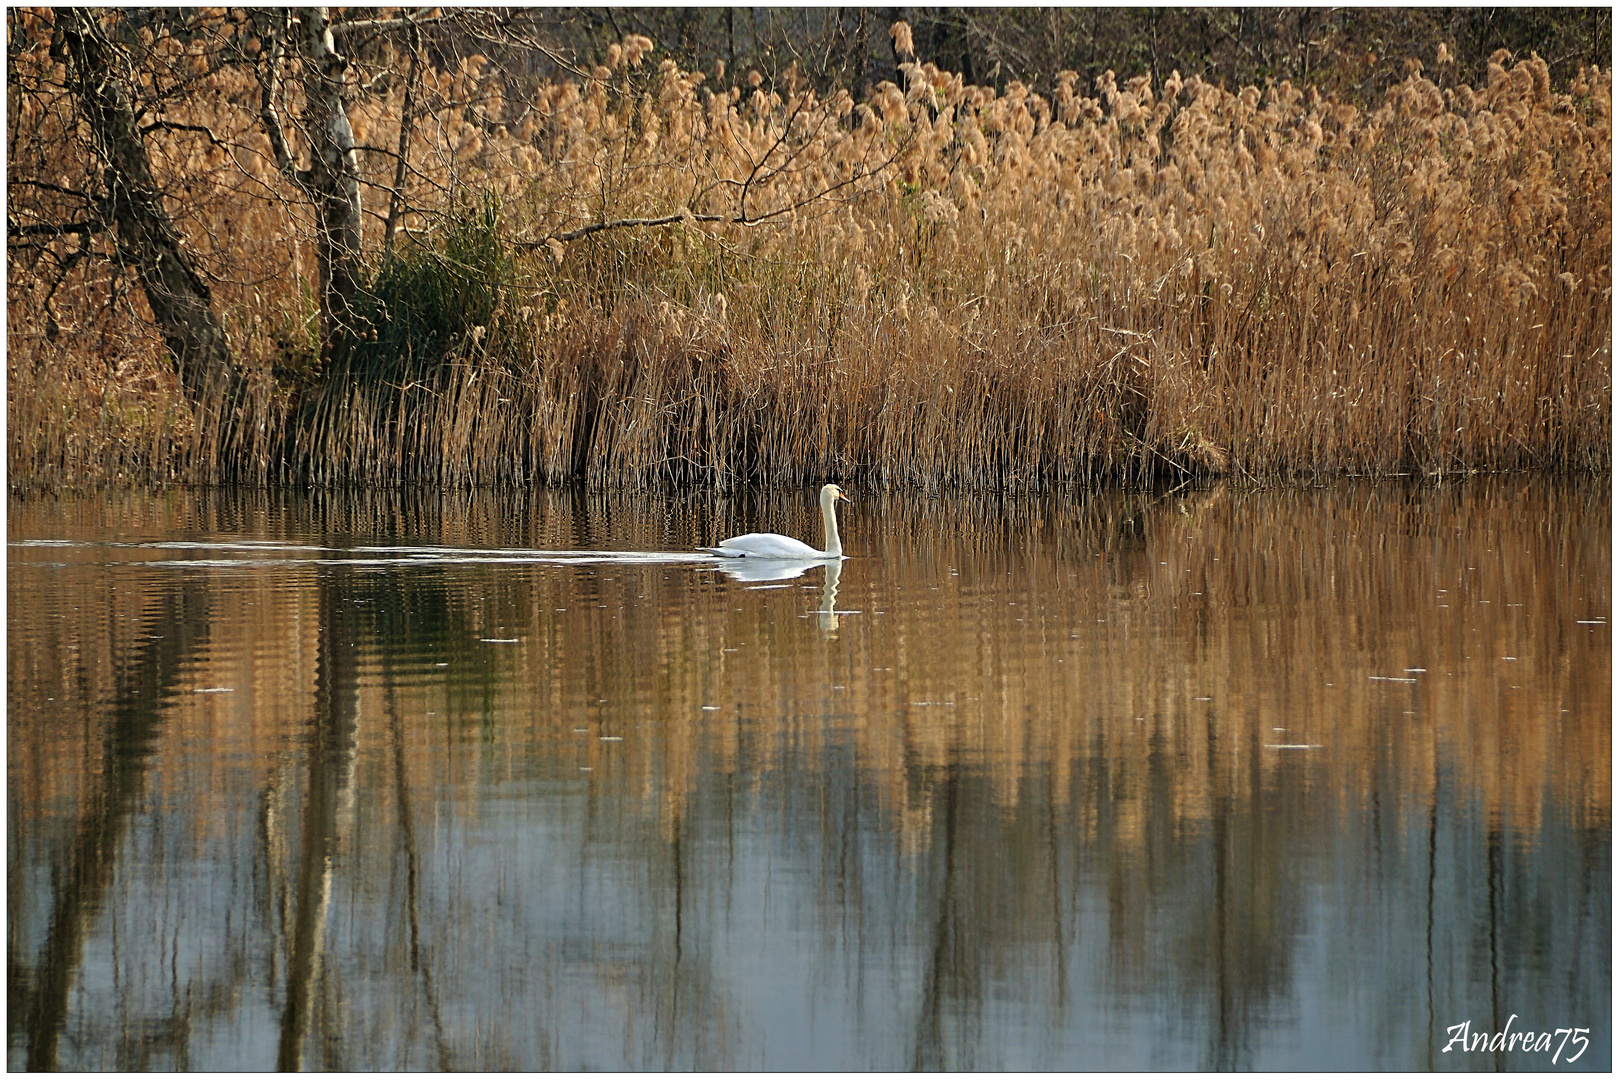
[255,7,460,349]
[51,8,242,426]
[255,8,365,349]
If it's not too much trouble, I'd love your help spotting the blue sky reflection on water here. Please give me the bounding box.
[6,478,1610,1070]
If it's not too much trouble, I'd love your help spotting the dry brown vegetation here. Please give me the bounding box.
[7,12,1611,490]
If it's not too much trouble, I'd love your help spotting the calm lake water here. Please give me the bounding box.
[7,478,1610,1071]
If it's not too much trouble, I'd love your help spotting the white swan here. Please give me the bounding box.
[701,483,851,559]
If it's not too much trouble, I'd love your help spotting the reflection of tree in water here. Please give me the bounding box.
[1169,744,1307,1070]
[8,575,236,1070]
[246,562,742,1069]
[269,569,362,1070]
[908,758,981,1070]
[760,718,1410,1069]
[754,747,1081,1069]
[947,750,1299,1072]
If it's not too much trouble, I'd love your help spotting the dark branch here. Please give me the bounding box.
[9,178,93,201]
[328,9,475,37]
[8,219,107,241]
[523,211,728,245]
[138,119,227,143]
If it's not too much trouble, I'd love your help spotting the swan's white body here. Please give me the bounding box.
[702,484,850,559]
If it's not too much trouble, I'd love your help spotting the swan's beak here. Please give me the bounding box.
[836,487,852,502]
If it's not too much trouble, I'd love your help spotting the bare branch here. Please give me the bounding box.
[739,90,817,220]
[8,219,106,241]
[543,211,729,244]
[9,178,93,202]
[328,9,475,38]
[139,119,228,144]
[383,25,422,257]
[255,9,306,190]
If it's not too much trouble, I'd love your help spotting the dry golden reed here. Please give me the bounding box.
[7,14,1611,490]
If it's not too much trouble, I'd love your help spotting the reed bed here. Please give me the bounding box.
[7,24,1611,490]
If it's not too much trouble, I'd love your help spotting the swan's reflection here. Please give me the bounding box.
[817,558,842,633]
[710,557,847,634]
[710,558,825,583]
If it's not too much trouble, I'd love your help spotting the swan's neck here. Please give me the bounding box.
[820,489,843,557]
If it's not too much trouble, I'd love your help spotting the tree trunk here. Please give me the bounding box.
[58,9,242,426]
[297,7,365,350]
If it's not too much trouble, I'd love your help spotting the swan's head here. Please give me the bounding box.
[822,483,851,504]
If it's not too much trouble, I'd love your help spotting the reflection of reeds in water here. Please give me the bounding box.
[9,479,1607,849]
[6,37,1611,489]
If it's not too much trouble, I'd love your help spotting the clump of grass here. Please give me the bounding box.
[347,198,514,381]
[6,22,1610,490]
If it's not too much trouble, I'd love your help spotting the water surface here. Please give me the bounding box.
[7,479,1610,1070]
